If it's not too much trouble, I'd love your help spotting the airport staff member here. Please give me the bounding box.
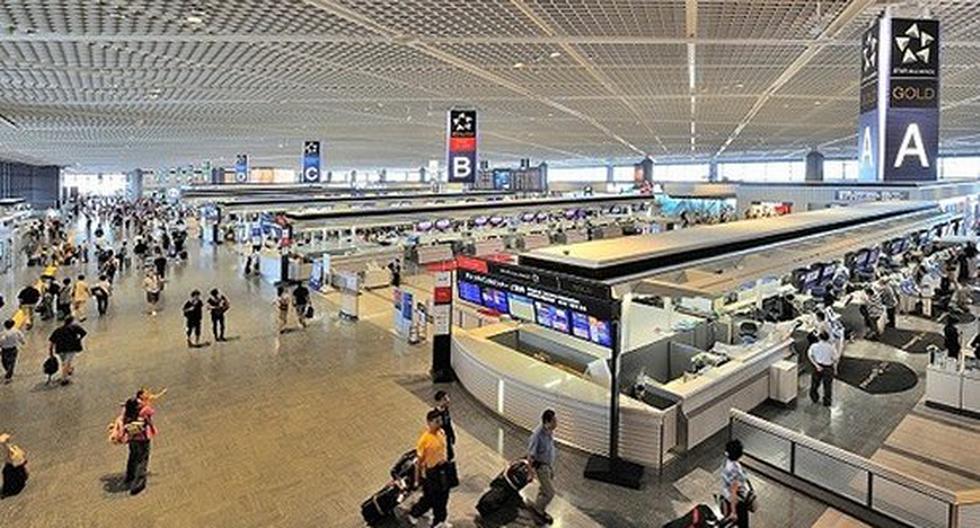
[807,332,837,406]
[407,410,451,528]
[527,409,558,525]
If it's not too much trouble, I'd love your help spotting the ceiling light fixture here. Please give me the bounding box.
[513,62,525,69]
[549,52,561,58]
[186,15,204,24]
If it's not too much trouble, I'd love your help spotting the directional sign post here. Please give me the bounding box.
[234,154,249,183]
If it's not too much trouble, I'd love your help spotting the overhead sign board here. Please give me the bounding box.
[857,16,940,182]
[447,109,477,183]
[235,154,249,183]
[302,141,322,183]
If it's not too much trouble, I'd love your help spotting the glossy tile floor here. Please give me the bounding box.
[0,234,973,527]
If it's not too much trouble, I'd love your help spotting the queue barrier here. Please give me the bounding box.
[728,409,980,528]
[12,265,58,329]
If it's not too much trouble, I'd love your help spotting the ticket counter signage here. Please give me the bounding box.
[857,16,940,182]
[447,109,477,183]
[235,154,249,183]
[302,141,321,183]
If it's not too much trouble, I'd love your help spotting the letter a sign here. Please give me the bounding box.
[447,109,477,184]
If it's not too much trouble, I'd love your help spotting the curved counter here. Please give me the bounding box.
[452,324,675,468]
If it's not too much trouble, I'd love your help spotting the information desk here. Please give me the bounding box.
[926,363,980,418]
[453,324,675,468]
[452,322,794,467]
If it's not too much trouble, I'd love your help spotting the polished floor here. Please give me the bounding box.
[0,234,975,527]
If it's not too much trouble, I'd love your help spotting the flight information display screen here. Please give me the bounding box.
[458,275,614,348]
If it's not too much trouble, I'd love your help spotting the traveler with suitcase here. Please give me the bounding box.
[406,409,453,528]
[526,409,558,525]
[719,440,755,528]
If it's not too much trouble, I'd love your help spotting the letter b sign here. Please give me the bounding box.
[452,156,472,180]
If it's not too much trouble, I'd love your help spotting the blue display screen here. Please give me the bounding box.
[589,318,613,347]
[481,288,509,313]
[535,302,554,328]
[571,312,590,339]
[458,281,482,304]
[551,308,570,333]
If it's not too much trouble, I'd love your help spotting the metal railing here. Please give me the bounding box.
[729,409,980,528]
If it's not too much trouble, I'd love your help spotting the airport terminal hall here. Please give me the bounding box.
[4,1,980,528]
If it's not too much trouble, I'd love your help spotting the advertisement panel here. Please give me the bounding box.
[447,109,477,183]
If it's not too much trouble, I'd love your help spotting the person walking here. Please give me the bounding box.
[143,270,162,316]
[526,409,558,525]
[71,274,91,322]
[93,275,112,316]
[48,316,87,386]
[0,320,26,384]
[720,439,754,528]
[0,432,29,499]
[275,286,290,334]
[407,409,452,528]
[152,248,167,286]
[807,331,837,406]
[207,289,229,342]
[101,251,118,284]
[119,388,165,495]
[434,391,456,462]
[16,283,41,330]
[56,277,72,321]
[877,280,898,329]
[182,290,204,347]
[292,283,310,329]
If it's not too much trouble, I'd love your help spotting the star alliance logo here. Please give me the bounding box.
[863,31,877,73]
[895,22,934,65]
[452,112,474,132]
[304,142,319,154]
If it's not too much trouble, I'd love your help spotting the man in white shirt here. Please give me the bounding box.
[808,331,837,407]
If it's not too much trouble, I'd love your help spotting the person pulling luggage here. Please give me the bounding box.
[526,409,558,525]
[406,410,453,528]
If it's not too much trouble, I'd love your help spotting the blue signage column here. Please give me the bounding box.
[857,17,940,182]
[447,109,477,184]
[302,141,322,183]
[234,154,249,183]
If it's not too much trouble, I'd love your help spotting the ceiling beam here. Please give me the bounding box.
[714,0,880,157]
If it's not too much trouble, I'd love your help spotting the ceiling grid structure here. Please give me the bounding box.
[0,0,976,171]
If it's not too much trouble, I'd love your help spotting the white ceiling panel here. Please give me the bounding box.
[0,0,975,171]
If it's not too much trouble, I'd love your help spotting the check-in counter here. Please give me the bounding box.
[658,337,793,448]
[926,363,980,418]
[452,324,676,469]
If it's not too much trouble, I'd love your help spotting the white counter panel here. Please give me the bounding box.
[452,327,671,468]
[960,372,980,414]
[926,366,962,409]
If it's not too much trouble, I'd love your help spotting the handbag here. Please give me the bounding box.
[42,355,59,377]
[444,460,460,489]
[304,305,314,319]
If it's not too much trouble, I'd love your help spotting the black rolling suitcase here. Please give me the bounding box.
[663,504,727,528]
[476,459,533,518]
[360,481,403,526]
[390,449,417,489]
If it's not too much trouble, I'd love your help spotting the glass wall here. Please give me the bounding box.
[823,159,860,181]
[718,161,805,182]
[548,166,607,182]
[62,173,127,196]
[654,163,710,181]
[939,156,980,179]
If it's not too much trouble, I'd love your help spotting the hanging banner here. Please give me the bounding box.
[857,17,940,182]
[235,154,249,183]
[302,141,321,183]
[884,18,939,181]
[447,109,477,183]
[856,19,882,181]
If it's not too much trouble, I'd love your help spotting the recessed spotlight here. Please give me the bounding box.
[735,83,744,89]
[549,52,561,58]
[186,15,204,24]
[513,62,525,69]
[813,100,822,106]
